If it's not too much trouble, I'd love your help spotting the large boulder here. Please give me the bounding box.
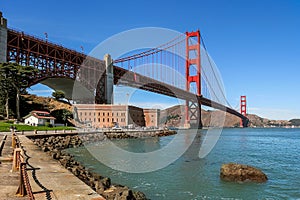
[133,191,147,200]
[102,186,132,200]
[220,163,268,183]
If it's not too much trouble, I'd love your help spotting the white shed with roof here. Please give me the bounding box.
[24,111,55,126]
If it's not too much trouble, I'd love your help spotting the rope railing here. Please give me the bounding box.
[0,135,7,156]
[12,148,24,172]
[11,131,17,149]
[11,131,35,199]
[16,162,35,200]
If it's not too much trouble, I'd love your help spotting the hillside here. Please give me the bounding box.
[22,94,72,113]
[160,105,241,127]
[161,105,296,128]
[289,119,300,126]
[19,95,298,128]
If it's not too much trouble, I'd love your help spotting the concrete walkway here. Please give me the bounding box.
[0,133,105,200]
[0,133,27,200]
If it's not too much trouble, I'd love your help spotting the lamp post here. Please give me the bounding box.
[44,32,48,42]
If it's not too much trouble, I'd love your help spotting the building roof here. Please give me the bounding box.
[74,104,158,111]
[24,111,56,120]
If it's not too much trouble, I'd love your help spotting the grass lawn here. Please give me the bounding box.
[0,121,76,132]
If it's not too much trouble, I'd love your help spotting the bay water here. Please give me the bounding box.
[66,128,300,199]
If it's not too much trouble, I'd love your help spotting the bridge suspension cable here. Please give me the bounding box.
[113,30,233,109]
[200,34,233,108]
[113,33,186,88]
[114,34,185,63]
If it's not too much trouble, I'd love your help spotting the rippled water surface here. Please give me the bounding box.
[67,128,300,199]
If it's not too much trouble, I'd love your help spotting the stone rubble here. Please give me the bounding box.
[30,135,149,200]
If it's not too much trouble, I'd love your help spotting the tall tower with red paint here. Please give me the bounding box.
[240,95,247,127]
[185,30,202,128]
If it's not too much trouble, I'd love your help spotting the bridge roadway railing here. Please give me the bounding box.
[7,28,105,84]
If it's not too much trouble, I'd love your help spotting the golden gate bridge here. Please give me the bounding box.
[0,13,249,128]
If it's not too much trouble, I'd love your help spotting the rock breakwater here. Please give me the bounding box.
[29,135,147,200]
[104,129,177,139]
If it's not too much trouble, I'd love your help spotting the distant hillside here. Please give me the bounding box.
[160,105,184,127]
[22,94,72,114]
[289,119,300,126]
[160,105,240,127]
[247,114,293,127]
[20,96,299,128]
[161,105,297,128]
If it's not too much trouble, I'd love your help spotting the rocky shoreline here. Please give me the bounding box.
[29,134,148,200]
[104,129,177,139]
[77,129,177,144]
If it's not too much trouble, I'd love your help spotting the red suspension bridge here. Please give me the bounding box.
[0,13,249,128]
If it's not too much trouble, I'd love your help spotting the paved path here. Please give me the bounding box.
[0,133,105,200]
[0,133,27,200]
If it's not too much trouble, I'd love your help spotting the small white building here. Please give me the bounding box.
[24,111,56,126]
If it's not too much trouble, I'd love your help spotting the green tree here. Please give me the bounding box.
[52,90,65,100]
[0,62,37,120]
[0,78,15,119]
[51,109,73,125]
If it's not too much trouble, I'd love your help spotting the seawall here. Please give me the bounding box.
[28,134,148,200]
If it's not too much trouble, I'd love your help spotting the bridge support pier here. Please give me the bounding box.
[185,100,203,129]
[104,54,113,104]
[0,12,7,63]
[242,118,249,128]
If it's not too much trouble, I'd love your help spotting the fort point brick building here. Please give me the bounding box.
[74,104,160,128]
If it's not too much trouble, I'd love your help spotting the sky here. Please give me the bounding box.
[1,0,300,120]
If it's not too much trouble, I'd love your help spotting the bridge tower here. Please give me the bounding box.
[0,12,7,63]
[185,30,202,128]
[240,95,247,127]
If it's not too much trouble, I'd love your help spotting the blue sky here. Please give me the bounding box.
[1,0,300,120]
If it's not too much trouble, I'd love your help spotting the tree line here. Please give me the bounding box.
[0,62,75,125]
[0,62,37,121]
